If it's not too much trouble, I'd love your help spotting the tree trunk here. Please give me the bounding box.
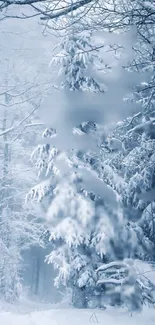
[72,285,87,308]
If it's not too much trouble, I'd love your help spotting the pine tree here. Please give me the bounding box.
[28,23,140,309]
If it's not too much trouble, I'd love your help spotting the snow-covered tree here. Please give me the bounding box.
[92,107,155,261]
[0,60,45,302]
[28,20,141,309]
[100,1,154,229]
[50,28,108,92]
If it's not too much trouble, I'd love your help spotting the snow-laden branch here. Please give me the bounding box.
[127,118,155,135]
[97,278,124,285]
[0,0,94,20]
[117,112,142,130]
[25,122,44,128]
[0,0,46,5]
[11,123,44,142]
[0,105,39,137]
[40,0,93,20]
[96,261,128,273]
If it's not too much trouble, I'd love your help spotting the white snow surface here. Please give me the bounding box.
[0,299,155,325]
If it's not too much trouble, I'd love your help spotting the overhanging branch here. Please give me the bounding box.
[0,0,94,20]
[40,0,94,20]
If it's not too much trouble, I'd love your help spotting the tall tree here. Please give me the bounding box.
[28,21,138,308]
[0,60,44,301]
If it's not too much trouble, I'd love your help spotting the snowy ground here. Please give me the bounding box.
[0,300,155,325]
